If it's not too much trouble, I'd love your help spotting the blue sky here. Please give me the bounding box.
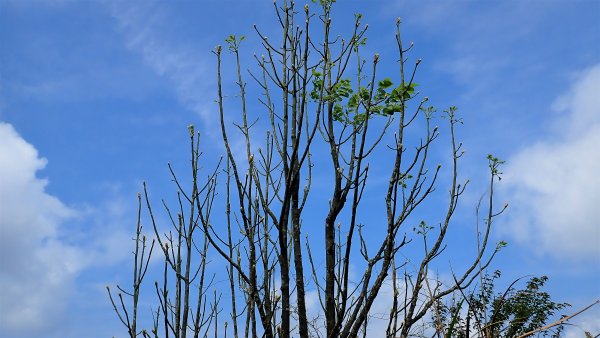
[0,1,599,337]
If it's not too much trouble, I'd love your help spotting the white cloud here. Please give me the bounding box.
[106,1,214,126]
[564,308,600,338]
[0,123,138,337]
[500,65,600,262]
[0,122,83,336]
[79,191,143,268]
[104,1,270,166]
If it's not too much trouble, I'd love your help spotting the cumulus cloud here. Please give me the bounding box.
[0,122,159,337]
[500,65,600,262]
[0,122,83,336]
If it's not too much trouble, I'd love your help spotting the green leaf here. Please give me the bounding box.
[348,94,359,109]
[445,298,464,338]
[383,104,402,115]
[360,87,370,101]
[378,77,393,89]
[333,104,345,122]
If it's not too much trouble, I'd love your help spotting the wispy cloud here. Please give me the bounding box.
[564,306,600,338]
[106,1,215,128]
[500,64,600,262]
[104,0,277,167]
[385,1,598,156]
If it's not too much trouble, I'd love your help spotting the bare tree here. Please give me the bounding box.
[109,1,539,337]
[107,193,155,338]
[206,1,504,337]
[108,127,221,338]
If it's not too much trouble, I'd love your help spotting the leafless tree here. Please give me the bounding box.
[109,1,516,337]
[107,127,221,338]
[207,1,506,337]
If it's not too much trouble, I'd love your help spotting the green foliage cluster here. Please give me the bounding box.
[487,154,506,178]
[311,0,336,8]
[437,271,570,338]
[225,34,245,51]
[310,70,419,124]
